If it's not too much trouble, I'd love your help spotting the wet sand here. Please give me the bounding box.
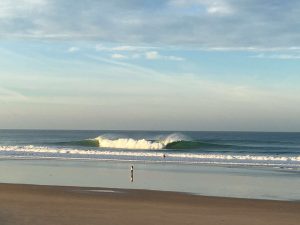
[0,183,299,225]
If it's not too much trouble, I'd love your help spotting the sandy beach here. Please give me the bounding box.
[0,183,299,225]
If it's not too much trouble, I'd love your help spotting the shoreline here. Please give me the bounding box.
[1,158,300,201]
[1,183,300,225]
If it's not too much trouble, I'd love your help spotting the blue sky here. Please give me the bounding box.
[0,0,300,131]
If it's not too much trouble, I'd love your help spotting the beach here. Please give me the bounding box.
[1,183,300,225]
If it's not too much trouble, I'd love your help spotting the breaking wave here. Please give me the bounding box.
[94,133,187,150]
[54,133,231,150]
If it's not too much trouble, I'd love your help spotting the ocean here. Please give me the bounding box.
[1,129,300,200]
[0,130,300,169]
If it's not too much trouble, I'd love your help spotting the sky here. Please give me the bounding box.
[0,0,300,131]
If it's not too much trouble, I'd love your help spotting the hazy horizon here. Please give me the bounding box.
[1,0,300,132]
[1,128,300,133]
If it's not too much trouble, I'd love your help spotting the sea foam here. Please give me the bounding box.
[0,145,299,163]
[94,133,185,150]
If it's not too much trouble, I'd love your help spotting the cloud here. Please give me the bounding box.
[112,46,139,51]
[199,46,300,52]
[67,46,80,53]
[95,44,108,51]
[145,51,185,61]
[167,55,185,61]
[253,53,300,60]
[0,0,300,50]
[95,45,185,61]
[170,0,233,15]
[111,53,127,59]
[145,51,159,60]
[95,44,155,52]
[0,0,47,18]
[1,45,300,130]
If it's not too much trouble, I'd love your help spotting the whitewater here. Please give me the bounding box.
[94,133,185,150]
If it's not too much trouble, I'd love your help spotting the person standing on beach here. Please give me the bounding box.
[130,165,134,182]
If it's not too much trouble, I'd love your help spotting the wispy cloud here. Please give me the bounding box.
[0,87,28,101]
[197,46,300,52]
[1,43,300,130]
[253,53,300,60]
[145,51,159,60]
[1,0,300,49]
[86,54,163,78]
[145,51,185,61]
[95,44,156,52]
[107,50,185,61]
[111,53,127,59]
[170,0,234,15]
[67,46,80,53]
[95,44,185,61]
[0,0,47,18]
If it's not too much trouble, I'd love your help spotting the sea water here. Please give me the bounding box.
[0,130,300,200]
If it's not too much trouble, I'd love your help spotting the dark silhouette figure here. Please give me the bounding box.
[130,165,134,182]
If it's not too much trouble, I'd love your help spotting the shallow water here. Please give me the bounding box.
[1,158,300,201]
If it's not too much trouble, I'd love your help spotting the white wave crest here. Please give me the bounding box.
[1,145,299,162]
[94,133,185,150]
[0,145,300,168]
